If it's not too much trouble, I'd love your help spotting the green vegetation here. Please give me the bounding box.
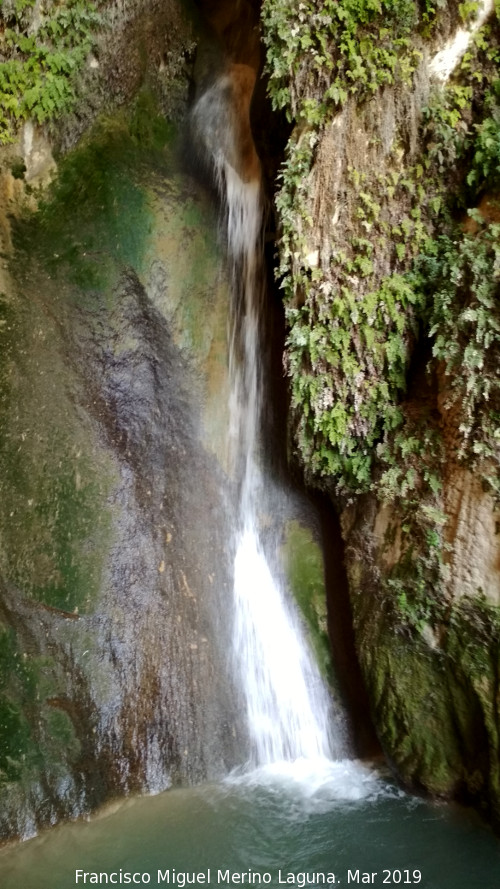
[261,0,429,126]
[0,83,223,812]
[277,134,440,497]
[265,1,500,492]
[1,86,219,623]
[366,635,463,794]
[462,24,500,190]
[262,0,500,649]
[0,619,82,789]
[0,95,179,618]
[281,520,333,680]
[0,274,114,614]
[287,274,422,491]
[417,220,500,496]
[0,0,102,143]
[376,421,449,635]
[0,624,37,784]
[356,588,500,806]
[0,445,112,612]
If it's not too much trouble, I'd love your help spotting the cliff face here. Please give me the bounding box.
[262,0,500,822]
[0,0,253,841]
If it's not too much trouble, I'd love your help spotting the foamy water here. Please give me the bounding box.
[225,757,395,810]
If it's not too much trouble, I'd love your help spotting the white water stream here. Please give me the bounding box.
[429,0,495,83]
[193,75,348,769]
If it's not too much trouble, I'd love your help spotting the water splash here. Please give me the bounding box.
[193,72,348,767]
[225,758,396,811]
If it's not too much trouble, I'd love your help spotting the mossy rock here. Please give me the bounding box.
[281,519,334,682]
[0,86,237,836]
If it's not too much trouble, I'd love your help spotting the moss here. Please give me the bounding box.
[0,292,19,427]
[0,621,86,790]
[0,300,114,614]
[446,598,500,810]
[13,90,178,293]
[0,625,39,784]
[281,520,334,681]
[374,636,463,794]
[352,551,500,806]
[128,90,178,152]
[43,708,81,764]
[0,75,227,819]
[0,92,187,615]
[0,696,33,781]
[359,610,464,795]
[0,458,111,612]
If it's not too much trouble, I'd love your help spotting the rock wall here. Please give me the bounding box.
[0,0,250,837]
[0,0,195,151]
[262,0,500,824]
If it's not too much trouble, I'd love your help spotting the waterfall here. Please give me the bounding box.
[428,0,495,83]
[193,71,348,767]
[226,170,336,765]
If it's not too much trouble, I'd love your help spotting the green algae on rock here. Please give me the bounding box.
[281,520,333,683]
[0,88,242,840]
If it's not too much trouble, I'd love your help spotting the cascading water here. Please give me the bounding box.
[193,71,348,768]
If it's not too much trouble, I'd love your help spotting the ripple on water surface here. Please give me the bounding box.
[0,767,499,889]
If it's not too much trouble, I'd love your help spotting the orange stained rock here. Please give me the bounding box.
[463,193,500,233]
[227,62,261,183]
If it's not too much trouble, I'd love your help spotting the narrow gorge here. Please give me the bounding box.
[0,0,499,880]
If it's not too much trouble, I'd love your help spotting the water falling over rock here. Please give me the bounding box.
[192,68,349,768]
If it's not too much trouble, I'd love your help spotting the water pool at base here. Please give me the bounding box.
[1,761,499,889]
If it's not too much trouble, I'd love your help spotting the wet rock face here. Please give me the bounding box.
[70,270,243,788]
[0,104,245,841]
[341,496,500,823]
[194,0,261,70]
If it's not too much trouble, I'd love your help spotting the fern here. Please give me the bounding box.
[0,0,102,143]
